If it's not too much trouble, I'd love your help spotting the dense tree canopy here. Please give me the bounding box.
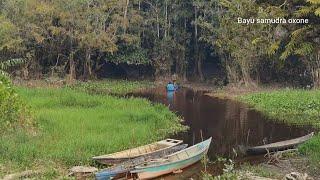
[0,0,319,87]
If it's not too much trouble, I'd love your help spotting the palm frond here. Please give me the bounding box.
[280,41,296,60]
[291,27,309,40]
[294,6,314,17]
[267,40,281,56]
[307,0,320,5]
[295,42,314,56]
[315,7,320,16]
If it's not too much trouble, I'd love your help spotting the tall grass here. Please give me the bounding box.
[299,133,320,168]
[0,87,184,174]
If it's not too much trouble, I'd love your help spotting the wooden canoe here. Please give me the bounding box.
[246,132,314,155]
[95,144,188,180]
[131,137,212,180]
[92,139,183,165]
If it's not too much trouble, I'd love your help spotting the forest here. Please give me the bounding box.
[0,0,319,87]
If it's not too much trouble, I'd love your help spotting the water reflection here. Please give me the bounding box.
[131,87,313,159]
[167,91,175,106]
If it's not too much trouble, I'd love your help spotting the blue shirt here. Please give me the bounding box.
[167,83,175,91]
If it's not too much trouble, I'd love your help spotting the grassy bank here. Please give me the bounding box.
[239,89,320,168]
[69,79,154,96]
[0,82,184,178]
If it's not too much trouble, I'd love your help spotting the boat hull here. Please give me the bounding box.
[95,144,188,179]
[132,138,212,180]
[136,150,207,179]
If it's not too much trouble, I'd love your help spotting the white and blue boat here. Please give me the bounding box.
[95,144,188,180]
[131,137,212,179]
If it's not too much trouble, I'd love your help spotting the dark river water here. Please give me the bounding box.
[130,87,314,179]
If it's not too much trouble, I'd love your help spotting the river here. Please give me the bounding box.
[130,87,313,179]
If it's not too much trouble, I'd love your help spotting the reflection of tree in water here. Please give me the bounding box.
[222,99,247,157]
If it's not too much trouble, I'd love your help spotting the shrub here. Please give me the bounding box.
[0,76,32,133]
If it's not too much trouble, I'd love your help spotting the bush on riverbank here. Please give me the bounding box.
[0,86,185,177]
[0,76,32,133]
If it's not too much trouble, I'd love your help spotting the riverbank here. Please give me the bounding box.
[0,80,184,179]
[206,86,320,179]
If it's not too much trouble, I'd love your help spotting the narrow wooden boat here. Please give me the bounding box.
[95,144,188,180]
[131,137,212,180]
[246,132,314,155]
[92,139,183,165]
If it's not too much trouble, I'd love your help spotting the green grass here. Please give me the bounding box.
[239,89,320,127]
[299,133,320,168]
[68,79,154,96]
[240,89,320,167]
[0,86,184,177]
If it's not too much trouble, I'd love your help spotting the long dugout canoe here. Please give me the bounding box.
[246,132,314,155]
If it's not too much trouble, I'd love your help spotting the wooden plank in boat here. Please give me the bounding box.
[92,139,183,165]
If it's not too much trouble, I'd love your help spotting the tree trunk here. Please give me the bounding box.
[156,13,160,38]
[241,65,253,87]
[83,48,93,79]
[197,54,204,81]
[311,68,320,88]
[194,5,204,81]
[309,51,320,89]
[123,0,130,34]
[68,51,76,83]
[182,51,187,82]
[164,1,168,38]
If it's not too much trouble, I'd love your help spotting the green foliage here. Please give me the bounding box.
[214,0,279,85]
[108,45,149,65]
[0,15,22,51]
[278,0,320,87]
[299,133,320,167]
[240,90,320,127]
[68,79,154,96]
[280,26,313,60]
[0,85,185,170]
[0,58,25,77]
[0,0,319,84]
[0,76,32,133]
